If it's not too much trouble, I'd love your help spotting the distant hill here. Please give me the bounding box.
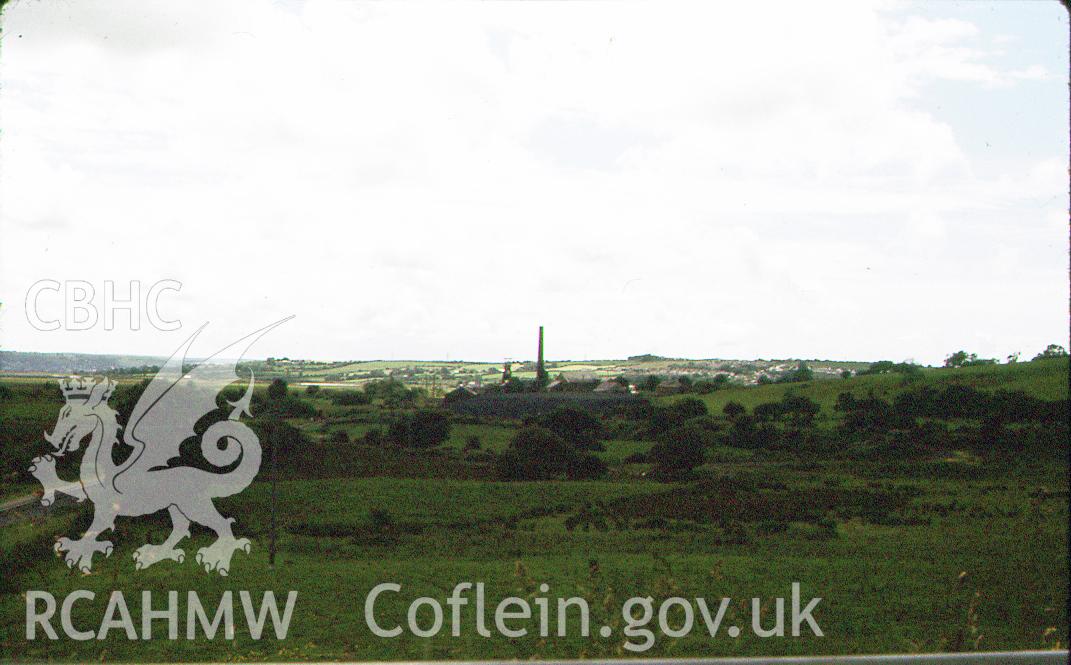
[677,357,1070,414]
[0,351,166,374]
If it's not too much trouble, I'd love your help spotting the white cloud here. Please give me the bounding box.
[0,0,1065,365]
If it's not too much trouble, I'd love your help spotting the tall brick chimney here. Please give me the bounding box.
[536,326,548,389]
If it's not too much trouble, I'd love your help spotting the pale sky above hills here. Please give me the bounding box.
[0,0,1067,365]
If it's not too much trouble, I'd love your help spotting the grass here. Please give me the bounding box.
[1,460,1065,661]
[671,358,1070,415]
[596,440,653,464]
[0,358,1067,660]
[443,424,515,453]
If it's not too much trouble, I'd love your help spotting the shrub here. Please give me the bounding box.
[305,385,321,395]
[388,410,451,448]
[648,424,706,479]
[369,508,395,532]
[723,401,746,419]
[527,407,606,450]
[495,426,606,480]
[693,374,730,394]
[670,397,708,419]
[365,379,415,405]
[267,378,288,400]
[566,453,608,480]
[944,350,996,368]
[251,419,311,472]
[260,395,317,418]
[328,429,350,444]
[463,435,481,451]
[1033,344,1068,360]
[780,394,820,427]
[331,390,370,406]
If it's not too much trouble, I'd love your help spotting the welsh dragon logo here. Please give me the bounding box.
[28,319,290,576]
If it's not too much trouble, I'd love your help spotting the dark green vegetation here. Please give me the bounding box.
[0,358,1067,660]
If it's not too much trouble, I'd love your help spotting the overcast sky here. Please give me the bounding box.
[0,0,1067,365]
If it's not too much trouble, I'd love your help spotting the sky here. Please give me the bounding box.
[0,0,1067,365]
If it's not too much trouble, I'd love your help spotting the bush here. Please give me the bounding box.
[267,378,288,400]
[331,390,370,406]
[692,374,730,394]
[259,395,317,418]
[495,426,606,480]
[723,415,774,449]
[670,397,708,419]
[527,407,606,450]
[944,350,996,368]
[328,429,350,444]
[463,435,481,451]
[305,385,321,395]
[649,424,706,479]
[365,379,415,406]
[566,453,608,480]
[251,419,311,473]
[1033,344,1068,361]
[369,508,395,532]
[723,401,746,419]
[388,410,451,448]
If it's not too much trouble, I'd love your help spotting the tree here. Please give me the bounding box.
[723,401,746,420]
[648,425,706,478]
[1033,344,1068,361]
[388,410,451,448]
[495,426,606,480]
[268,378,288,400]
[529,407,606,450]
[669,397,708,419]
[365,379,413,404]
[944,351,970,368]
[859,361,894,375]
[331,390,370,406]
[840,370,852,379]
[944,351,995,368]
[780,394,820,428]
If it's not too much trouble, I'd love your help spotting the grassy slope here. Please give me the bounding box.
[2,466,1065,661]
[670,358,1070,414]
[0,359,1067,660]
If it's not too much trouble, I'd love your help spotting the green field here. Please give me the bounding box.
[0,359,1067,661]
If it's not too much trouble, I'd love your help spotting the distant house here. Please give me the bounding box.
[547,372,599,393]
[594,379,628,394]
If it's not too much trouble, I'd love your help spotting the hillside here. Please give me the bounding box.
[671,357,1070,414]
[0,350,167,374]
